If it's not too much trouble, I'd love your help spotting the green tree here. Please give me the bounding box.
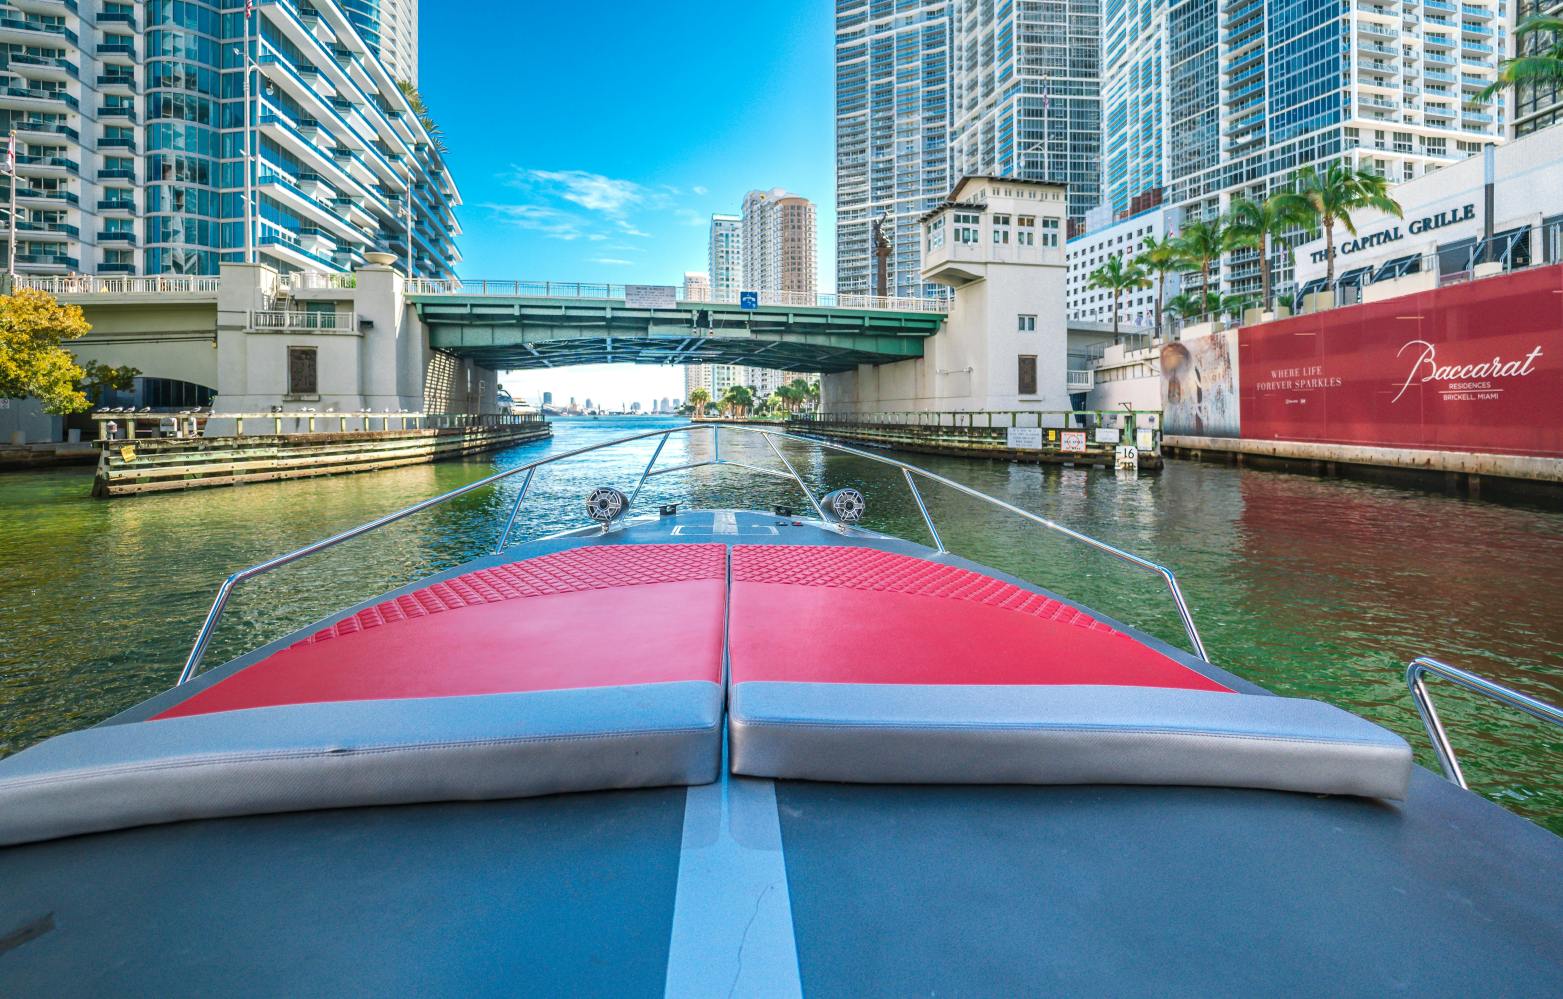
[687,386,710,417]
[721,384,754,417]
[1275,162,1403,290]
[1171,218,1227,323]
[1164,291,1215,324]
[1133,234,1181,337]
[1224,194,1310,314]
[1086,255,1151,339]
[0,288,94,414]
[1481,16,1563,103]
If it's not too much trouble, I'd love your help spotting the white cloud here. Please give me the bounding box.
[590,257,635,266]
[692,185,709,196]
[482,203,583,241]
[527,169,643,216]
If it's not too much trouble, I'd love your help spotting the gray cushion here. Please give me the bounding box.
[728,683,1413,800]
[0,682,722,847]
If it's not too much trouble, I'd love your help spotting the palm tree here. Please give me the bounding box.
[1133,234,1181,337]
[1218,292,1258,323]
[1276,162,1403,290]
[1086,255,1151,339]
[720,384,753,417]
[396,80,448,155]
[1162,292,1207,331]
[687,387,710,417]
[1172,218,1226,324]
[1481,16,1563,103]
[1224,194,1310,315]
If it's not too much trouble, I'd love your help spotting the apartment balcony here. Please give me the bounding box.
[4,52,77,79]
[97,167,134,182]
[1461,41,1492,55]
[95,41,135,62]
[1423,33,1454,48]
[1424,0,1455,9]
[1425,69,1457,82]
[0,14,77,45]
[1460,3,1493,18]
[98,136,136,152]
[0,86,78,110]
[1358,22,1398,39]
[97,231,136,245]
[98,105,135,122]
[15,253,78,270]
[1463,110,1493,123]
[16,220,79,239]
[96,198,134,212]
[97,73,135,92]
[16,188,78,205]
[96,262,135,275]
[1460,21,1493,36]
[1425,51,1455,64]
[16,153,77,174]
[14,118,77,141]
[96,10,136,29]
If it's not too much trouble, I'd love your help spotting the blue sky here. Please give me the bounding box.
[422,0,836,284]
[420,1,838,405]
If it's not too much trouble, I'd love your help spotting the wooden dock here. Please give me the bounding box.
[92,417,550,497]
[777,411,1163,469]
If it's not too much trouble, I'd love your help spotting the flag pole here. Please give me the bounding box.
[6,128,16,280]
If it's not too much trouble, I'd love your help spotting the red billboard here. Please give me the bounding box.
[1239,264,1563,458]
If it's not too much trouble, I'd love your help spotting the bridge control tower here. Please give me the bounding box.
[821,177,1072,413]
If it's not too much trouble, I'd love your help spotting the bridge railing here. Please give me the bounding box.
[405,278,950,314]
[12,274,222,296]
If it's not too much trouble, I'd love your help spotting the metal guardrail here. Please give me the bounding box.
[1406,657,1563,789]
[177,424,1209,683]
[251,310,357,331]
[92,410,540,440]
[404,278,950,314]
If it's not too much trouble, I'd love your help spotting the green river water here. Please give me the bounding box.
[2,415,1560,833]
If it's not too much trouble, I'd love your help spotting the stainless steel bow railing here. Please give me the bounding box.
[1406,657,1563,789]
[178,423,1210,683]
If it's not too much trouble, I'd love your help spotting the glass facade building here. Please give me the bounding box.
[1144,0,1509,298]
[834,0,953,298]
[1101,0,1168,216]
[949,0,1103,229]
[0,0,458,279]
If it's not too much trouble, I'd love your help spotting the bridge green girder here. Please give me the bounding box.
[410,295,944,372]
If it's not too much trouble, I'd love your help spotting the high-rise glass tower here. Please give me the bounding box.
[708,213,742,297]
[834,0,953,298]
[1153,0,1509,298]
[0,0,459,279]
[949,0,1103,229]
[1100,0,1168,217]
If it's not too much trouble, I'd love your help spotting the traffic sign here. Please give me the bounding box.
[739,291,759,311]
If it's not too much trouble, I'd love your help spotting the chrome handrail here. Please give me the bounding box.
[1406,657,1563,789]
[179,423,1210,683]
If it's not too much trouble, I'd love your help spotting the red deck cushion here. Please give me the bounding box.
[155,545,728,719]
[728,546,1229,691]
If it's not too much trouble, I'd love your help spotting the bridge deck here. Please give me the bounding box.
[410,293,946,371]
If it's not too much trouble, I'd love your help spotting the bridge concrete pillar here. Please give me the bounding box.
[353,263,414,412]
[212,262,280,413]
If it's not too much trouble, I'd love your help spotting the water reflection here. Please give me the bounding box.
[1,415,1560,832]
